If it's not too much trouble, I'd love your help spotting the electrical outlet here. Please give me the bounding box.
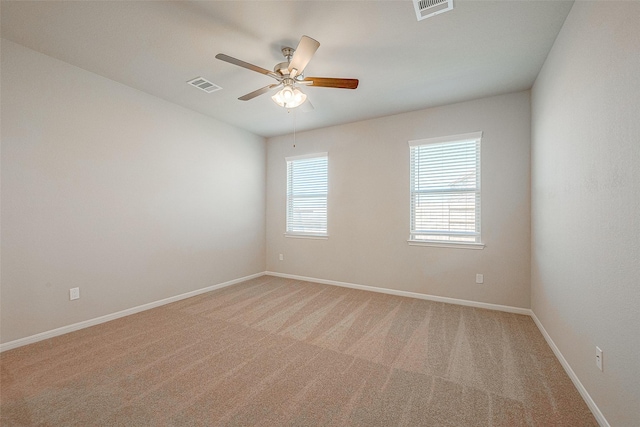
[279,253,284,261]
[596,346,603,371]
[475,274,484,284]
[69,287,80,300]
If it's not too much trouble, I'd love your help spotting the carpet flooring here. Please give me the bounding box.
[1,275,597,426]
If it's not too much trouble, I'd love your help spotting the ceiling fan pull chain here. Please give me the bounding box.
[293,108,297,148]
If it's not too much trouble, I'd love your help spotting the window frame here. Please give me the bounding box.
[408,132,485,249]
[284,152,329,239]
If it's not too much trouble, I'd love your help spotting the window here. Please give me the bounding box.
[409,132,483,247]
[286,153,328,237]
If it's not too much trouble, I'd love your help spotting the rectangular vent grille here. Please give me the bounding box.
[414,0,453,21]
[187,77,222,93]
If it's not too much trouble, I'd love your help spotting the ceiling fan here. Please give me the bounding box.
[215,35,358,110]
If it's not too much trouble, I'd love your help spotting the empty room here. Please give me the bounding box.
[1,1,638,426]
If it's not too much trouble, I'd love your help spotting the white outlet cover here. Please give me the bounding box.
[596,346,603,371]
[70,287,80,300]
[475,274,484,284]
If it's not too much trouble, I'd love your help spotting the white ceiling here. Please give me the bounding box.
[1,1,573,138]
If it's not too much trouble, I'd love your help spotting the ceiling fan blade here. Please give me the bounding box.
[303,77,359,89]
[215,54,280,80]
[288,36,320,77]
[238,83,281,101]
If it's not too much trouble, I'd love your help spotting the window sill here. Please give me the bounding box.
[407,240,485,250]
[285,233,328,240]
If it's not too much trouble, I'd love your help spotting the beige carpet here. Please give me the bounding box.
[1,275,597,426]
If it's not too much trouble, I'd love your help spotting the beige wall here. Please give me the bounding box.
[531,2,640,426]
[266,91,531,308]
[1,40,266,343]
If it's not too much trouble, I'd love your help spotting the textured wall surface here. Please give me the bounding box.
[267,91,531,309]
[1,40,266,343]
[531,2,640,426]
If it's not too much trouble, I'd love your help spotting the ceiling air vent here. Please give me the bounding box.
[187,77,222,93]
[413,0,453,21]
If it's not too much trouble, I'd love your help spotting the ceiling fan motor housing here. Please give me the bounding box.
[274,61,290,75]
[275,47,295,75]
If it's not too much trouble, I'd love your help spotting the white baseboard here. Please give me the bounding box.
[530,312,609,427]
[0,271,529,353]
[0,272,265,353]
[265,271,532,315]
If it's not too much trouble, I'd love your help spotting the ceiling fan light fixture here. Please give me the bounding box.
[272,85,307,109]
[282,86,294,101]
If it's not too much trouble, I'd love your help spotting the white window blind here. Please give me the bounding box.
[286,153,328,236]
[409,132,482,244]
